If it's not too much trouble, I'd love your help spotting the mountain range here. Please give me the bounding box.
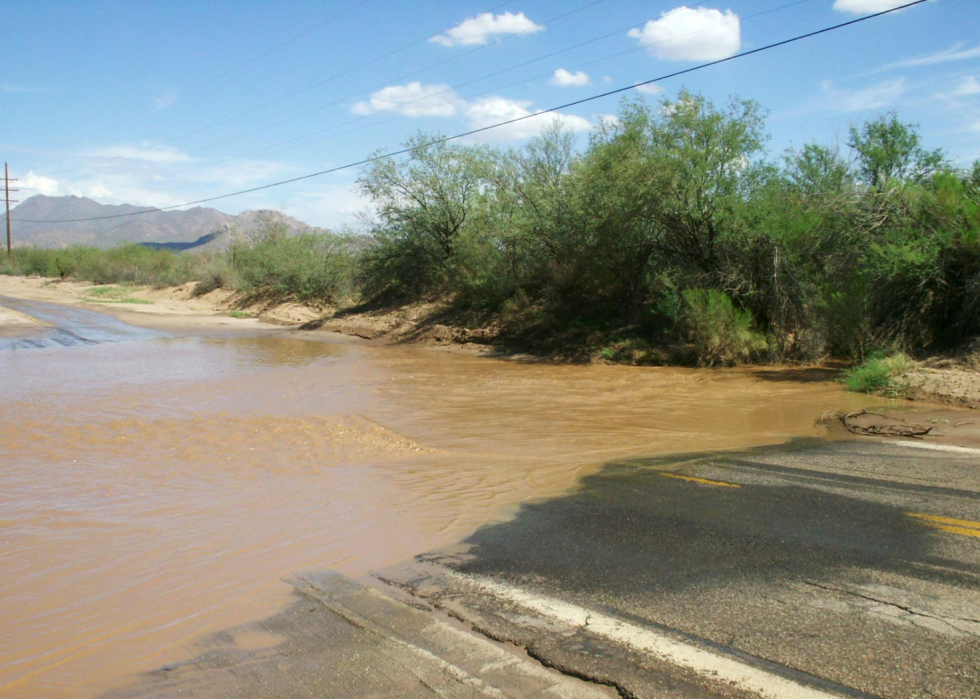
[1,195,312,250]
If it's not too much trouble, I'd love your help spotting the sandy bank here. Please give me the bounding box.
[3,274,979,415]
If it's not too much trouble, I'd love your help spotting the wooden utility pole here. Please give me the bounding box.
[5,163,18,256]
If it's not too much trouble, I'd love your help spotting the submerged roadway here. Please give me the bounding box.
[112,436,980,699]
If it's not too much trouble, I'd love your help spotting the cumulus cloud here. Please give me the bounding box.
[351,82,459,117]
[550,69,590,87]
[833,0,917,14]
[20,171,60,196]
[89,144,192,164]
[628,7,740,61]
[88,183,113,198]
[465,97,592,142]
[431,12,543,47]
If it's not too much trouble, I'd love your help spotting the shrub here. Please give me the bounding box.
[192,256,240,297]
[228,230,354,305]
[681,288,768,366]
[842,352,912,395]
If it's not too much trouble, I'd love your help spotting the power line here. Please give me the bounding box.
[156,0,817,188]
[117,0,599,167]
[14,0,930,225]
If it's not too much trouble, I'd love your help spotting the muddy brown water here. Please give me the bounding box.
[0,309,887,698]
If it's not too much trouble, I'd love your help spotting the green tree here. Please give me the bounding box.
[847,112,947,189]
[783,143,852,198]
[357,134,495,298]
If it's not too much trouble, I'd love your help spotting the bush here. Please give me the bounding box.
[3,245,202,286]
[842,352,912,395]
[191,256,240,297]
[681,288,768,366]
[228,230,354,305]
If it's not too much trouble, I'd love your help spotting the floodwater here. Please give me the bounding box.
[0,299,882,698]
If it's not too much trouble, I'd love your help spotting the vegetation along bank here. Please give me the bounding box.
[3,92,979,388]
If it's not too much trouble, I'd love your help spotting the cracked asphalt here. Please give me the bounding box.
[380,438,980,699]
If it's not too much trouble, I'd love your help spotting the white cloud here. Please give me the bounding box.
[874,43,980,73]
[783,78,907,118]
[292,183,373,229]
[20,171,60,196]
[550,69,590,87]
[823,78,906,113]
[833,0,918,14]
[88,183,113,198]
[351,82,459,117]
[603,76,613,83]
[628,7,740,62]
[465,97,592,142]
[431,12,543,47]
[636,83,664,95]
[177,159,290,189]
[89,144,192,164]
[953,76,980,96]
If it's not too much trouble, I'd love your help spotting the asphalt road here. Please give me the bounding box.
[380,438,980,699]
[111,437,980,698]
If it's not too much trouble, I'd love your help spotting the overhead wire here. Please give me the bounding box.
[117,0,603,166]
[14,0,930,224]
[141,0,817,186]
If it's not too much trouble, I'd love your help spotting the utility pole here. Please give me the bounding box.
[5,163,18,257]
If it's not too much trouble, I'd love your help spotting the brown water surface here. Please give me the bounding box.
[0,320,883,698]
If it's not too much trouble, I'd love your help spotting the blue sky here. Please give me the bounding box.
[4,0,979,229]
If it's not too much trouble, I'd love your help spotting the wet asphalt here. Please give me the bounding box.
[0,295,161,349]
[381,438,980,699]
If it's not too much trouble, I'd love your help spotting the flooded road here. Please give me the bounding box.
[0,300,885,698]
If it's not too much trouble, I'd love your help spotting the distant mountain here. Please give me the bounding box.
[1,195,312,250]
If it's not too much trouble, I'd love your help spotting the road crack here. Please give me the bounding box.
[798,579,980,635]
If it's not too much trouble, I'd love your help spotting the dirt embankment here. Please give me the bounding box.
[3,275,980,412]
[902,346,980,410]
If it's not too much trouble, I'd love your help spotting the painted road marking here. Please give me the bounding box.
[660,472,741,488]
[893,441,980,456]
[907,512,980,539]
[450,572,846,699]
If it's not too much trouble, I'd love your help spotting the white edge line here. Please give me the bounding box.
[892,441,980,456]
[449,572,845,699]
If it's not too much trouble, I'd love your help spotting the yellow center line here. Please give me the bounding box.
[906,512,980,538]
[659,473,741,488]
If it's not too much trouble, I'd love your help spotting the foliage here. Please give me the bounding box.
[680,289,768,366]
[84,286,153,304]
[842,352,912,396]
[2,229,356,307]
[357,134,495,301]
[227,230,354,305]
[848,112,947,189]
[2,244,202,286]
[6,93,978,366]
[348,95,979,363]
